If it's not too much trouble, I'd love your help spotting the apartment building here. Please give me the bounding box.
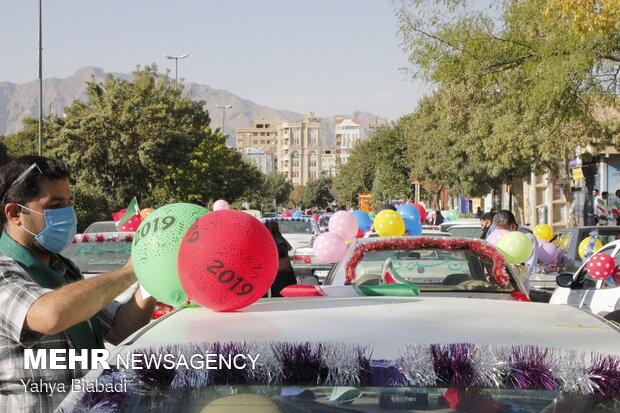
[334,117,361,165]
[235,113,322,186]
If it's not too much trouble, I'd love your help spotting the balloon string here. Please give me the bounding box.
[554,320,620,329]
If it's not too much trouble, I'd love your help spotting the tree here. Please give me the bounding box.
[261,173,293,209]
[0,139,10,167]
[301,177,334,208]
[394,0,620,222]
[289,185,304,207]
[546,0,620,36]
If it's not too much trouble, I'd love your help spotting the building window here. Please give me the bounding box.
[310,172,316,178]
[310,160,317,167]
[292,138,300,145]
[293,172,299,178]
[292,160,299,167]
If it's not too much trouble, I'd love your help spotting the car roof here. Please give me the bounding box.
[118,296,620,360]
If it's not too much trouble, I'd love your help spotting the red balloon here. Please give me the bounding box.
[411,203,427,223]
[586,253,615,281]
[177,210,278,311]
[281,211,292,217]
[355,228,364,238]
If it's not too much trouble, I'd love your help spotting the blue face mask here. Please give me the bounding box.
[18,204,78,254]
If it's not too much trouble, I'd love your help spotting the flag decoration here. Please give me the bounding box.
[280,284,420,298]
[595,197,608,215]
[611,200,620,217]
[112,197,142,232]
[381,257,418,289]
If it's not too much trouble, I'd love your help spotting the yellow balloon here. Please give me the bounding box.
[578,237,602,259]
[373,210,405,237]
[533,224,553,241]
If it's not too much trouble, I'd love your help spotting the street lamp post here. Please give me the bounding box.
[216,104,232,135]
[38,0,43,155]
[163,53,189,85]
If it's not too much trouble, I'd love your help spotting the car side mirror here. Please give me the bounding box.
[556,273,574,288]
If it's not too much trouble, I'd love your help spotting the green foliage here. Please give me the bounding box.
[289,185,303,207]
[261,173,293,208]
[301,177,334,208]
[0,139,10,166]
[393,0,620,199]
[4,65,262,229]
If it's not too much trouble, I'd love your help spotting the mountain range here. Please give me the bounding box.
[0,67,387,147]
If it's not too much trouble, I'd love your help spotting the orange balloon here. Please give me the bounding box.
[140,208,154,220]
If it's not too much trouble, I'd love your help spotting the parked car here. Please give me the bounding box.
[550,239,620,318]
[260,217,320,252]
[323,236,534,302]
[443,224,482,238]
[529,226,620,294]
[363,229,451,238]
[438,218,481,233]
[64,232,173,319]
[58,293,620,412]
[83,220,118,233]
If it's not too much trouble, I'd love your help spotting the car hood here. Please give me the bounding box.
[119,296,620,360]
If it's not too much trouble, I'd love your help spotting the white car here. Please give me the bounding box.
[550,239,620,318]
[260,217,320,252]
[58,294,620,412]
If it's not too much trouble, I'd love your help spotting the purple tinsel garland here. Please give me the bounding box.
[68,341,619,412]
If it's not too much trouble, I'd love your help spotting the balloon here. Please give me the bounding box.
[292,211,302,217]
[397,204,421,223]
[313,232,347,263]
[410,203,427,223]
[374,210,405,237]
[538,242,560,264]
[351,210,372,232]
[132,203,210,306]
[178,210,278,311]
[403,218,423,236]
[450,209,460,220]
[355,228,364,238]
[328,211,358,240]
[213,200,229,211]
[368,211,376,220]
[537,238,549,246]
[486,229,509,246]
[140,208,154,220]
[281,211,292,217]
[312,214,320,222]
[586,253,615,280]
[533,224,553,241]
[578,237,603,259]
[496,231,533,265]
[376,203,396,213]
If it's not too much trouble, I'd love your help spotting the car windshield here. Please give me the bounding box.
[353,248,513,292]
[277,220,314,234]
[64,382,615,412]
[83,221,118,233]
[447,226,482,238]
[62,239,131,273]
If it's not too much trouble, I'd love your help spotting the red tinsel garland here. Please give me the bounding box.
[345,237,510,287]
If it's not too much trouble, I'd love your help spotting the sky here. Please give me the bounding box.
[0,0,435,121]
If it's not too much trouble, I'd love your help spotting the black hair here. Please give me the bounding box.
[0,156,71,224]
[602,191,609,198]
[480,212,496,222]
[492,210,517,228]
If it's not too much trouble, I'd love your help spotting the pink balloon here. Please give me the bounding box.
[213,200,229,211]
[328,211,358,240]
[587,253,615,280]
[487,229,509,246]
[313,232,347,263]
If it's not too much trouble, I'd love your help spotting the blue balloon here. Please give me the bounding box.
[397,204,421,223]
[403,218,423,236]
[351,209,372,231]
[292,211,302,217]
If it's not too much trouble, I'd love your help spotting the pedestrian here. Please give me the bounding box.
[475,207,483,218]
[594,190,609,225]
[264,220,296,297]
[492,210,538,290]
[480,211,496,240]
[613,190,620,226]
[0,156,156,411]
[430,210,444,225]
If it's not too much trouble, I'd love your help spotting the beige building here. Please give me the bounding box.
[235,113,322,186]
[321,149,338,177]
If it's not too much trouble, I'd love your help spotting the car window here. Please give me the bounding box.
[63,240,131,273]
[447,227,482,238]
[551,231,573,265]
[353,248,513,292]
[573,246,616,288]
[277,220,314,234]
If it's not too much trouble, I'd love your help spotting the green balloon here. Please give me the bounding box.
[368,211,376,219]
[496,231,532,265]
[450,209,460,220]
[132,203,210,306]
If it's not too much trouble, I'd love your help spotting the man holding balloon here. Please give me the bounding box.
[0,156,157,412]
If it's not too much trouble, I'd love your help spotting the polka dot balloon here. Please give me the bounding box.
[586,253,615,281]
[373,210,405,237]
[328,211,358,240]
